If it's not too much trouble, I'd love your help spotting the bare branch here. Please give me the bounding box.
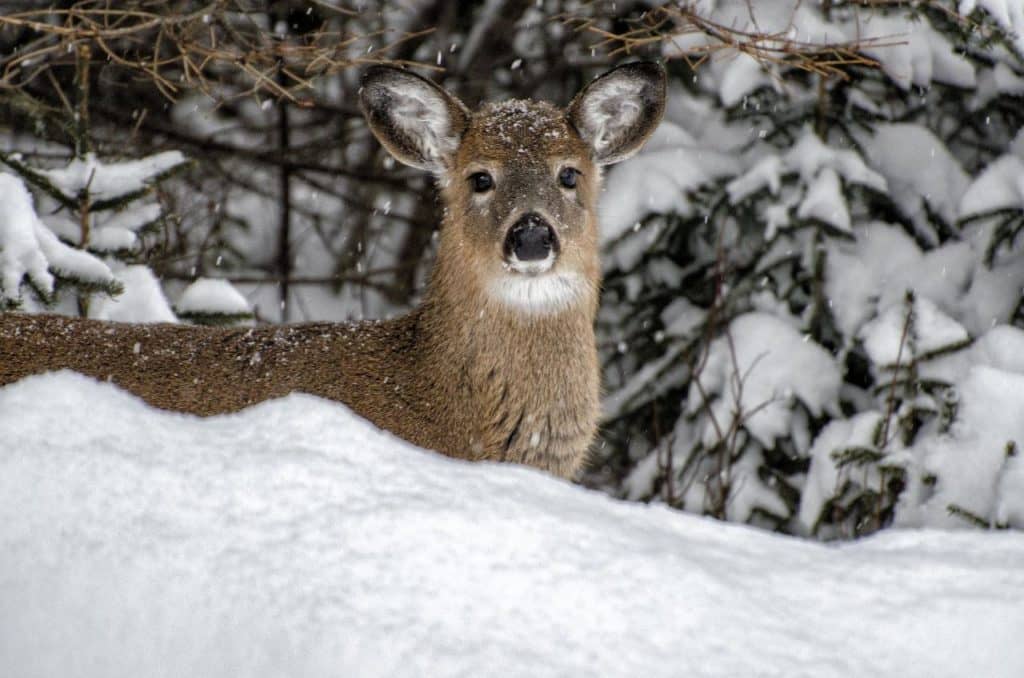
[0,1,435,105]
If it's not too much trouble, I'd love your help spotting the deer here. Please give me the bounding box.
[0,62,666,479]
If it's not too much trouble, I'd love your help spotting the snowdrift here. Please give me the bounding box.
[2,372,1023,678]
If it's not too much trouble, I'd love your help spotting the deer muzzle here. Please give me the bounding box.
[504,213,559,274]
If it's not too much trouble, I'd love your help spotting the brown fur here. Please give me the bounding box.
[0,63,665,478]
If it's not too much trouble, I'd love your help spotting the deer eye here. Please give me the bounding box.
[469,172,494,193]
[558,167,580,189]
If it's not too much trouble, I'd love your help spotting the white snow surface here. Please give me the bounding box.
[661,0,994,96]
[825,222,975,339]
[960,0,1024,55]
[0,172,117,303]
[725,128,886,238]
[717,52,775,106]
[176,277,252,316]
[39,151,187,203]
[40,202,162,253]
[860,296,970,366]
[599,143,738,248]
[90,264,177,324]
[857,123,970,239]
[690,312,841,449]
[91,202,164,252]
[797,166,850,232]
[2,372,1024,678]
[959,154,1024,217]
[903,365,1024,528]
[858,13,976,90]
[727,128,887,204]
[797,325,1024,532]
[786,127,887,191]
[0,173,54,300]
[897,325,1024,529]
[799,411,885,533]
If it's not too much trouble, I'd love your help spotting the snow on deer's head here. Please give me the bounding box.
[360,62,665,316]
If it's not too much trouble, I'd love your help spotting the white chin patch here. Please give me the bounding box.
[488,270,588,315]
[505,251,555,276]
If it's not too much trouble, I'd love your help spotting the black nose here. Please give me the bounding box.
[504,213,558,262]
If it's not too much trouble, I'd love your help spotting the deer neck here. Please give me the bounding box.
[418,240,599,368]
[408,246,601,472]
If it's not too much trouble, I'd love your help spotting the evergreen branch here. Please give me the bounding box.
[878,291,914,448]
[984,214,1024,266]
[0,151,77,209]
[869,336,974,375]
[959,206,1022,228]
[174,309,254,326]
[51,272,124,299]
[89,158,194,212]
[946,504,993,529]
[831,446,884,468]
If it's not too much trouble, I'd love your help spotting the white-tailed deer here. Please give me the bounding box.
[0,62,665,478]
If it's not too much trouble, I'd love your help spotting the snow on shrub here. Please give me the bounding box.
[0,149,187,315]
[175,277,254,326]
[90,265,177,324]
[594,0,1024,537]
[0,172,120,306]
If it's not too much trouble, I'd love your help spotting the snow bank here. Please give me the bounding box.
[2,372,1024,678]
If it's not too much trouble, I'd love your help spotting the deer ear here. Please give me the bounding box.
[360,66,470,172]
[567,62,666,166]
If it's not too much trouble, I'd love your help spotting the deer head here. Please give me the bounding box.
[360,62,666,317]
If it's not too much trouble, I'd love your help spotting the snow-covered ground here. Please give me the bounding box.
[2,372,1023,678]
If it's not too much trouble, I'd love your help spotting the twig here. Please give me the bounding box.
[878,291,915,448]
[0,1,434,105]
[560,2,897,80]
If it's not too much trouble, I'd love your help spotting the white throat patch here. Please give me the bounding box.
[488,271,589,315]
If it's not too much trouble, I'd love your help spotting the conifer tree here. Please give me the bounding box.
[0,143,199,319]
[0,38,253,325]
